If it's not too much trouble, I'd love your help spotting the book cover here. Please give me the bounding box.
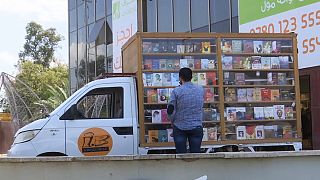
[254,107,264,120]
[168,41,177,53]
[237,88,247,102]
[232,56,244,69]
[204,87,215,102]
[243,57,252,69]
[223,72,235,85]
[180,59,188,68]
[144,59,153,70]
[280,40,293,53]
[201,42,211,54]
[267,72,278,85]
[202,128,208,141]
[251,56,262,69]
[271,89,280,101]
[278,73,287,85]
[271,57,280,69]
[222,56,233,70]
[157,88,169,103]
[168,88,174,101]
[194,59,201,69]
[152,59,160,70]
[243,40,254,53]
[203,108,218,121]
[142,41,152,53]
[226,107,237,121]
[246,125,256,139]
[152,73,163,86]
[206,72,217,85]
[191,73,198,85]
[177,44,185,53]
[144,73,153,86]
[187,59,195,69]
[201,59,209,69]
[185,43,194,53]
[152,110,162,123]
[280,90,292,100]
[261,89,271,101]
[246,88,254,101]
[147,89,157,103]
[173,59,180,70]
[193,42,202,53]
[271,41,281,53]
[232,40,243,53]
[207,127,218,141]
[152,42,159,52]
[162,73,172,86]
[148,130,158,143]
[166,59,174,70]
[171,73,180,86]
[159,59,167,70]
[158,130,168,142]
[235,73,245,85]
[253,88,262,101]
[198,73,207,86]
[245,107,254,120]
[282,125,293,138]
[273,105,285,120]
[279,56,290,69]
[208,59,215,69]
[264,106,274,119]
[253,41,263,53]
[262,41,272,53]
[225,88,237,102]
[285,107,294,119]
[160,109,169,123]
[159,41,168,53]
[236,126,246,140]
[264,125,276,138]
[235,107,246,120]
[167,129,174,142]
[144,109,152,123]
[261,57,271,69]
[255,125,265,139]
[221,39,232,53]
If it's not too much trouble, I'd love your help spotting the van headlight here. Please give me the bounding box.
[13,130,40,144]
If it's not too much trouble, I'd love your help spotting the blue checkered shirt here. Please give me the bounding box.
[168,82,204,130]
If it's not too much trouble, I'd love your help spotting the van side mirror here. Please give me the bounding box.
[60,104,83,120]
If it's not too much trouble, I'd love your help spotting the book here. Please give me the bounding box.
[271,41,281,53]
[157,89,169,103]
[152,73,163,86]
[251,56,262,69]
[142,41,152,53]
[223,72,235,85]
[243,57,252,69]
[232,40,243,53]
[187,59,195,69]
[152,110,162,123]
[273,105,285,120]
[144,73,153,86]
[236,126,246,140]
[177,44,185,53]
[280,40,292,53]
[280,90,292,100]
[191,73,198,84]
[222,56,233,69]
[243,40,254,53]
[261,89,271,101]
[144,59,153,70]
[225,88,237,102]
[282,125,293,138]
[279,56,290,69]
[255,125,265,139]
[246,125,256,139]
[221,39,232,53]
[271,89,280,101]
[180,59,188,68]
[201,59,209,69]
[171,73,180,86]
[208,59,215,69]
[232,56,244,69]
[198,73,207,86]
[148,130,158,143]
[159,59,167,70]
[162,73,172,86]
[285,107,294,119]
[278,73,287,85]
[264,125,276,138]
[168,41,177,53]
[168,88,174,101]
[166,59,174,70]
[202,128,208,141]
[235,73,245,85]
[226,107,237,121]
[271,57,280,69]
[237,88,247,102]
[206,72,216,85]
[147,89,157,103]
[144,109,152,123]
[254,107,264,120]
[203,108,218,121]
[246,88,254,101]
[158,130,168,142]
[207,127,218,141]
[201,42,211,53]
[194,59,201,69]
[173,59,180,69]
[267,72,278,85]
[264,106,274,119]
[161,109,169,123]
[159,41,168,53]
[167,129,174,142]
[262,41,272,53]
[253,41,263,53]
[152,59,160,69]
[185,42,194,53]
[204,88,215,102]
[253,88,262,101]
[235,107,246,120]
[245,107,254,120]
[261,57,271,69]
[193,42,202,53]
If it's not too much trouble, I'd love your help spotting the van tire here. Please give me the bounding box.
[37,152,67,157]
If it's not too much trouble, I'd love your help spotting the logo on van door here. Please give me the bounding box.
[78,128,113,156]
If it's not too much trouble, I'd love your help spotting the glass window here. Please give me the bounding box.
[106,0,112,16]
[96,44,106,76]
[70,68,78,92]
[191,0,209,32]
[231,17,239,32]
[145,0,157,32]
[210,0,230,32]
[106,44,113,72]
[231,0,239,32]
[106,16,113,44]
[88,47,96,82]
[77,0,84,6]
[69,8,77,32]
[70,31,78,68]
[78,3,86,28]
[87,1,95,24]
[78,27,87,88]
[76,87,124,119]
[69,0,76,10]
[158,0,172,32]
[173,0,190,32]
[96,0,106,20]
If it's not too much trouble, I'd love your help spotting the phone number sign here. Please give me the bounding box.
[239,0,320,69]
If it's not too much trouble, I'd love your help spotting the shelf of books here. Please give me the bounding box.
[121,33,301,147]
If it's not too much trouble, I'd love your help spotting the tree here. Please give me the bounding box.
[18,21,63,68]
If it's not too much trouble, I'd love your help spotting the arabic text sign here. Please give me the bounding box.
[239,0,320,69]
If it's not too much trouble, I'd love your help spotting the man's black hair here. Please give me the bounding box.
[179,67,192,82]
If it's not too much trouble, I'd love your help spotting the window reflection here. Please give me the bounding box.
[146,0,156,32]
[96,0,106,20]
[78,27,87,88]
[158,0,172,32]
[69,8,77,32]
[173,0,190,32]
[97,44,106,76]
[191,0,209,32]
[78,3,86,28]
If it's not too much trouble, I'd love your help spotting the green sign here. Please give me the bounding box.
[239,0,320,24]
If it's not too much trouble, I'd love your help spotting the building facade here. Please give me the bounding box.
[68,0,239,94]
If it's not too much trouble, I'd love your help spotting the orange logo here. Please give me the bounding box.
[78,128,113,156]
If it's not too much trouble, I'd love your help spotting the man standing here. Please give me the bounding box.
[167,68,204,153]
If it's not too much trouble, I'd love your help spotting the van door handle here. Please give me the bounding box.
[113,127,133,135]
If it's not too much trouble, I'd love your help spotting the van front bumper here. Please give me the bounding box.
[7,141,38,157]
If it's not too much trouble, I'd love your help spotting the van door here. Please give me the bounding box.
[63,83,134,156]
